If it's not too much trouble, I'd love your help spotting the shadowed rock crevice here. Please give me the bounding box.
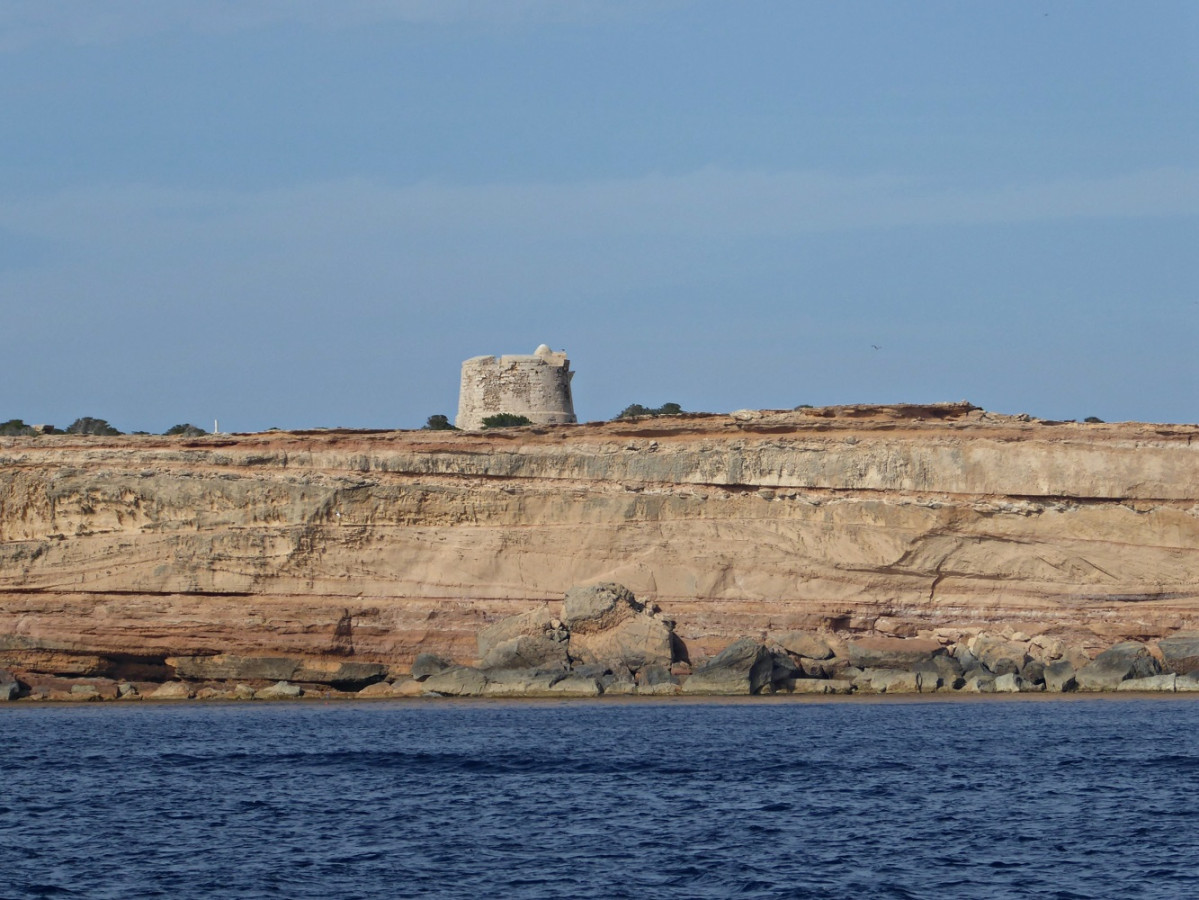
[330,608,355,656]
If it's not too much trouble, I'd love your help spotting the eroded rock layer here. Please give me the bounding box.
[1,403,1197,681]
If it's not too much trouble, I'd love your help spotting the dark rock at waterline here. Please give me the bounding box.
[588,662,636,694]
[410,653,453,681]
[960,671,996,693]
[289,660,388,690]
[773,631,834,661]
[256,681,303,700]
[795,658,825,678]
[993,673,1026,693]
[1021,659,1046,686]
[845,637,944,670]
[1176,673,1199,692]
[681,638,773,695]
[1076,641,1160,692]
[1117,674,1177,692]
[150,681,193,700]
[0,667,18,701]
[482,667,566,684]
[912,654,964,689]
[481,669,600,697]
[422,666,489,696]
[855,668,923,694]
[480,634,569,671]
[969,636,1031,673]
[953,646,981,672]
[770,652,802,683]
[569,662,616,680]
[74,681,118,700]
[790,678,854,695]
[601,673,638,695]
[169,654,385,689]
[989,657,1021,678]
[1043,660,1077,692]
[481,669,566,696]
[936,654,965,678]
[799,656,853,679]
[1158,633,1199,675]
[637,664,678,687]
[549,675,604,696]
[670,633,691,666]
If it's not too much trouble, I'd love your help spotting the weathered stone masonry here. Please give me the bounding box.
[456,344,577,430]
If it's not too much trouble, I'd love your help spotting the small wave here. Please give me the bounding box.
[153,748,712,777]
[13,884,83,898]
[1142,753,1199,769]
[729,878,777,893]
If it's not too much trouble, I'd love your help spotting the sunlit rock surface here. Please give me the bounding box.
[1,403,1197,681]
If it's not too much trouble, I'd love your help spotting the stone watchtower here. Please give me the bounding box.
[456,344,577,430]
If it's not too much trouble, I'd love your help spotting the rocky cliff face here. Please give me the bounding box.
[1,403,1197,682]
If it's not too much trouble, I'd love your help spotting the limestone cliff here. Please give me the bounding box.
[1,403,1197,680]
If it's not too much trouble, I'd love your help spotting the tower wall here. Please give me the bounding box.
[456,346,576,430]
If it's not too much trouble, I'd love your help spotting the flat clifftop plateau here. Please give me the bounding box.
[1,402,1198,684]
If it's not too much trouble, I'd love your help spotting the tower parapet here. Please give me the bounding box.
[455,344,577,430]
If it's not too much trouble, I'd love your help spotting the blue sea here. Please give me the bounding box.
[2,696,1197,899]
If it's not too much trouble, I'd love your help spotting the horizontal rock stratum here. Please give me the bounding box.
[1,402,1197,687]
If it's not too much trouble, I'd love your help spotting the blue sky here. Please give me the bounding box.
[1,0,1196,432]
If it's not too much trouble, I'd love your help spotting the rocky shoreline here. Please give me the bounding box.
[6,583,1199,703]
[3,407,1198,694]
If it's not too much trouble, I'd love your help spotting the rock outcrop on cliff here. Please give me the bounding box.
[1,402,1197,696]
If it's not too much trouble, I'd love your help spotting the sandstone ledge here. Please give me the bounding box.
[1,404,1197,684]
[4,591,1199,702]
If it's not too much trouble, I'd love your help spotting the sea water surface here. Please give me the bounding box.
[2,697,1197,899]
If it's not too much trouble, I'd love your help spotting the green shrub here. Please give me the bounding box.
[0,418,36,436]
[481,413,533,428]
[615,402,684,420]
[1084,416,1104,424]
[65,417,122,436]
[165,423,208,437]
[423,414,458,431]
